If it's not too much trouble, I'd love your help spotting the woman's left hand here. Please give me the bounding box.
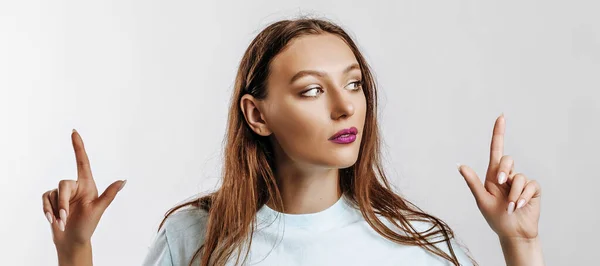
[457,114,542,240]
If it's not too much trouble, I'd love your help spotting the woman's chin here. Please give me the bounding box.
[327,155,359,169]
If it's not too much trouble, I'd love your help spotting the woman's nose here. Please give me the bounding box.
[330,90,355,120]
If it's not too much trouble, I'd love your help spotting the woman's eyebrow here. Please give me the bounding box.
[288,63,360,84]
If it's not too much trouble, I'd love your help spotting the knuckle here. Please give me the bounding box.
[514,173,526,183]
[528,180,541,191]
[43,189,55,200]
[77,160,89,168]
[524,186,535,196]
[58,179,71,187]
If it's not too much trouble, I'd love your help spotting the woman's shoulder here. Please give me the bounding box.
[161,205,211,252]
[376,217,475,265]
[407,219,475,265]
[162,206,210,234]
[142,205,210,266]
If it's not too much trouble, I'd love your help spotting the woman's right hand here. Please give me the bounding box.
[42,129,127,249]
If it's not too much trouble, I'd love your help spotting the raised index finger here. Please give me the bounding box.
[71,129,93,181]
[488,114,505,168]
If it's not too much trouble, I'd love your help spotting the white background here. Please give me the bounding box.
[1,0,598,265]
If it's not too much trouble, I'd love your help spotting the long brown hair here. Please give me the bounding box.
[158,16,477,266]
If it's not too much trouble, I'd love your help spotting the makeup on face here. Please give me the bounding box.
[329,126,358,144]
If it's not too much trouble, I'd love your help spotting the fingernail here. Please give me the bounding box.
[498,172,507,184]
[507,201,515,214]
[59,209,67,224]
[72,129,77,133]
[456,163,462,171]
[517,199,526,209]
[45,212,53,224]
[118,179,127,192]
[59,220,65,231]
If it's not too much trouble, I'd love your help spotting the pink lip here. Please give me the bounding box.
[329,126,358,144]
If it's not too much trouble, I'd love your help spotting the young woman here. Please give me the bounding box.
[42,18,544,266]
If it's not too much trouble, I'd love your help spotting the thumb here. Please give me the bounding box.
[94,179,127,212]
[456,164,489,206]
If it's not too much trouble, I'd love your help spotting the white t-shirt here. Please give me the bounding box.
[142,194,474,265]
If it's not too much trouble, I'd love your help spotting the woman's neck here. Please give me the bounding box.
[267,162,342,214]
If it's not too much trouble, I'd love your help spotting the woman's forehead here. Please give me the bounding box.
[269,34,358,81]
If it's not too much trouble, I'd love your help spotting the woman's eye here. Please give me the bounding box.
[301,81,361,98]
[302,87,323,98]
[348,80,362,90]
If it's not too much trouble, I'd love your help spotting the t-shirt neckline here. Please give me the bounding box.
[256,193,355,231]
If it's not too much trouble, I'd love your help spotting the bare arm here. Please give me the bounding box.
[56,242,93,266]
[500,237,545,266]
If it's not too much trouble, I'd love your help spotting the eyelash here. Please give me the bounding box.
[301,80,363,98]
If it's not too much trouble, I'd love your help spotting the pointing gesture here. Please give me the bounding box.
[457,114,542,240]
[41,129,127,248]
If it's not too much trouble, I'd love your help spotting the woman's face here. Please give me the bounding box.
[242,33,367,169]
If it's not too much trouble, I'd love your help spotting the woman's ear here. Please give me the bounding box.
[240,94,272,136]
